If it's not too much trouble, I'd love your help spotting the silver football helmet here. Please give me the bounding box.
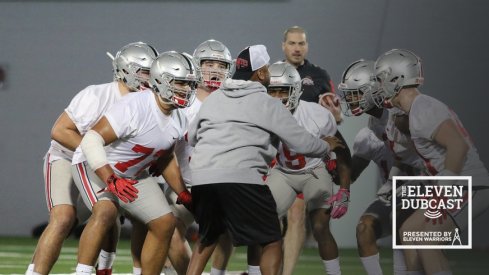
[267,61,302,111]
[193,39,234,91]
[373,49,424,106]
[150,51,200,108]
[112,42,158,91]
[338,59,379,116]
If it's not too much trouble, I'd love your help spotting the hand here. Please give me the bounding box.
[99,174,139,203]
[148,155,171,177]
[148,160,164,177]
[319,93,343,123]
[322,136,345,151]
[377,179,393,204]
[326,188,350,219]
[176,190,193,212]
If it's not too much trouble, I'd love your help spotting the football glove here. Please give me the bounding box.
[99,174,139,203]
[176,190,193,213]
[326,188,350,219]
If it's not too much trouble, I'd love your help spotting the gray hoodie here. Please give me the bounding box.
[188,79,330,186]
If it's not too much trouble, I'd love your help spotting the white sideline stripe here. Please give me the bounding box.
[0,252,25,257]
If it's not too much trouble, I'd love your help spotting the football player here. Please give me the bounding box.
[264,61,351,275]
[339,59,426,275]
[163,39,235,275]
[72,51,196,275]
[26,42,157,275]
[373,49,489,274]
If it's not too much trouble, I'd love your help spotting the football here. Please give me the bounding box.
[319,92,340,108]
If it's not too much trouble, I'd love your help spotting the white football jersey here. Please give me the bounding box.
[50,82,123,163]
[104,90,187,178]
[409,94,488,185]
[353,127,393,181]
[276,101,337,173]
[385,110,425,171]
[174,98,202,184]
[367,109,389,140]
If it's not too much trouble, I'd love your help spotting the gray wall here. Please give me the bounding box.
[1,0,488,248]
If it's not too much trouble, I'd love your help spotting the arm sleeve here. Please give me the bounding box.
[260,97,329,158]
[80,130,108,170]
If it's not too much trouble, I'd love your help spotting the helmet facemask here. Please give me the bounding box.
[170,79,198,108]
[339,84,374,116]
[193,40,234,91]
[268,86,292,109]
[372,68,403,107]
[200,60,231,91]
[112,42,158,92]
[119,62,152,91]
[268,62,302,111]
[338,60,378,116]
[150,51,200,108]
[373,49,424,107]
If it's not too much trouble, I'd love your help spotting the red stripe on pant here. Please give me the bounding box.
[77,163,98,207]
[44,154,53,211]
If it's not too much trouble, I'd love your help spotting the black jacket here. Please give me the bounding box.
[296,59,333,103]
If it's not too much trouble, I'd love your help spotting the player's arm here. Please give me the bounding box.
[334,130,352,190]
[351,155,370,183]
[81,116,118,181]
[433,119,469,175]
[80,116,138,203]
[160,152,193,210]
[325,130,351,219]
[160,153,187,195]
[269,99,336,158]
[319,93,343,124]
[51,111,82,151]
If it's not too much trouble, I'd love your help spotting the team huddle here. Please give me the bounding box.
[25,26,489,275]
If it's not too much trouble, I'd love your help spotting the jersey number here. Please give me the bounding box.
[282,144,306,169]
[114,144,168,174]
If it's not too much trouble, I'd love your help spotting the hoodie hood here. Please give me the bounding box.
[221,78,266,98]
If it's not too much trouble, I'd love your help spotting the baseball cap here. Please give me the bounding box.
[233,44,270,80]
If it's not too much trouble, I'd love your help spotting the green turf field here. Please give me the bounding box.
[0,236,488,274]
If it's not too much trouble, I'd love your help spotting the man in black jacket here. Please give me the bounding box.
[282,26,334,102]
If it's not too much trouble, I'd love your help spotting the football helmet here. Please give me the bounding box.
[267,61,302,111]
[193,39,234,91]
[112,42,158,91]
[373,49,424,106]
[338,59,379,116]
[150,51,200,108]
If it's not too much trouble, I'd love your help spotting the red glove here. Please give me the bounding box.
[176,190,193,212]
[326,188,350,219]
[99,174,139,203]
[325,159,340,185]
